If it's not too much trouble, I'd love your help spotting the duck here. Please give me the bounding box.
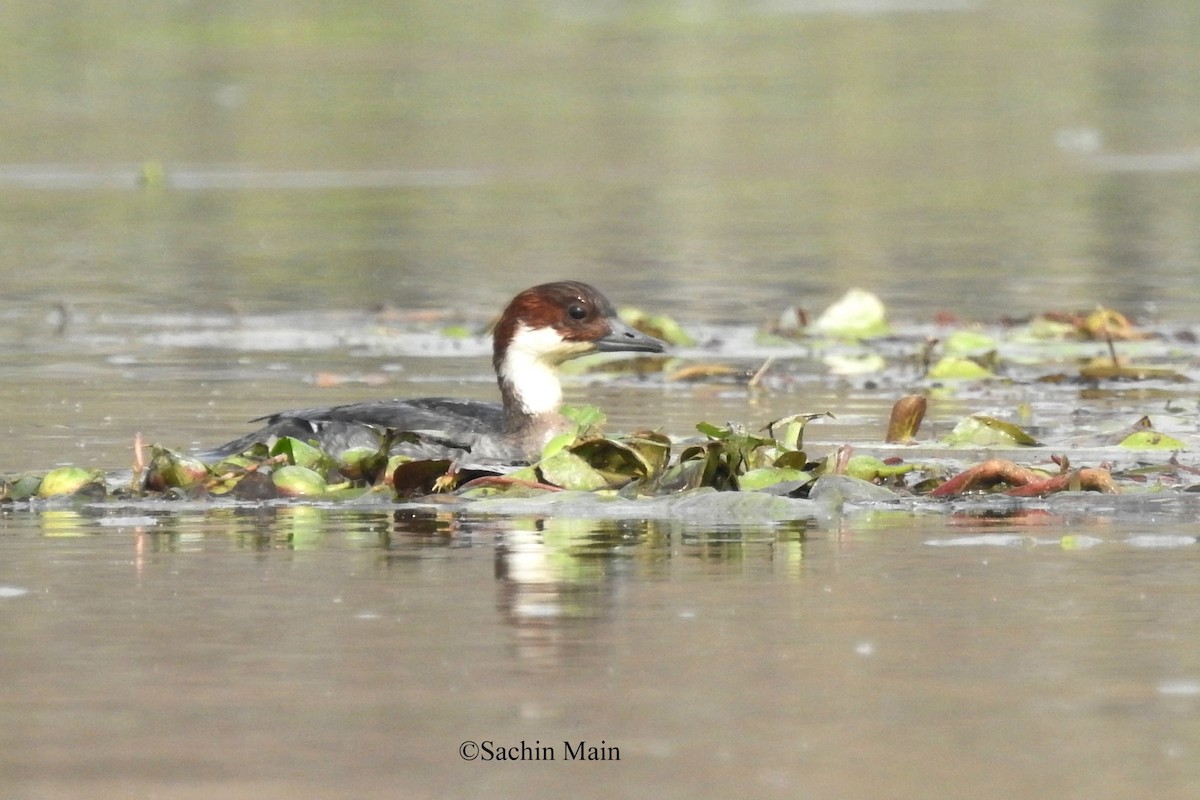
[204,281,666,464]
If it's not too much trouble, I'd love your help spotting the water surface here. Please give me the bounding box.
[3,1,1200,797]
[3,506,1199,798]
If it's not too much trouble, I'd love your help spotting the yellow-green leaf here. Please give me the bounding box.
[538,450,613,491]
[1119,430,1185,450]
[737,467,810,492]
[928,356,994,380]
[811,288,889,339]
[946,416,1042,447]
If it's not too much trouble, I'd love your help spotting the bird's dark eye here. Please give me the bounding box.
[567,303,588,321]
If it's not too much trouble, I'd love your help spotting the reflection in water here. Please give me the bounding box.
[36,510,92,538]
[490,515,809,669]
[494,519,620,669]
[24,503,404,550]
[11,503,810,672]
[679,523,808,579]
[381,499,810,670]
[386,507,466,547]
[4,503,1200,799]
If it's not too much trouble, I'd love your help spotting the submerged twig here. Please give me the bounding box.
[131,432,146,495]
[1105,330,1120,366]
[748,356,775,390]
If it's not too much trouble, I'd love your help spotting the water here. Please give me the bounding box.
[4,1,1200,797]
[3,508,1199,798]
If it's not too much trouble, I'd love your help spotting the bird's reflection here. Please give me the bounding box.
[67,503,807,673]
[491,517,632,670]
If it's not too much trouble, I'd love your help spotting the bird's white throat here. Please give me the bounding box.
[499,323,590,416]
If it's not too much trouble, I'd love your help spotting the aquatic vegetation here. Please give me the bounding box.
[0,394,1183,508]
[810,288,889,339]
[2,292,1196,514]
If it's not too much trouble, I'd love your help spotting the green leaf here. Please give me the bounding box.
[844,455,917,482]
[675,443,727,490]
[560,404,607,431]
[1022,318,1077,340]
[823,353,887,375]
[440,324,473,339]
[696,421,732,439]
[811,288,889,339]
[641,458,711,494]
[569,437,655,482]
[37,466,106,498]
[541,432,577,460]
[538,450,613,491]
[1,473,43,501]
[928,356,994,380]
[620,431,673,477]
[271,437,328,470]
[945,416,1042,447]
[336,446,389,482]
[271,465,328,497]
[944,329,998,355]
[765,412,831,452]
[773,450,811,471]
[737,467,811,492]
[618,308,695,346]
[211,454,257,472]
[145,446,210,491]
[1119,430,1185,450]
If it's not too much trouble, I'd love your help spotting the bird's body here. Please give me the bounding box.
[203,281,665,464]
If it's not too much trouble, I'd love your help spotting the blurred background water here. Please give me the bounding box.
[2,0,1199,321]
[3,2,1200,798]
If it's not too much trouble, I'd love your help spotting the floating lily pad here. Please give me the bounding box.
[271,465,328,497]
[538,450,613,491]
[1080,307,1144,341]
[541,431,578,460]
[1022,317,1078,340]
[570,437,656,481]
[145,446,210,491]
[811,288,889,339]
[823,353,887,375]
[928,356,994,380]
[37,466,106,499]
[619,307,695,346]
[1078,362,1190,382]
[1119,430,1185,450]
[619,431,673,476]
[737,467,811,492]
[336,446,389,482]
[944,329,999,356]
[843,455,916,482]
[271,437,330,471]
[1,473,43,502]
[440,324,473,339]
[946,416,1042,447]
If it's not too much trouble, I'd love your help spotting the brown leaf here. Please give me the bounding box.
[884,395,927,444]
